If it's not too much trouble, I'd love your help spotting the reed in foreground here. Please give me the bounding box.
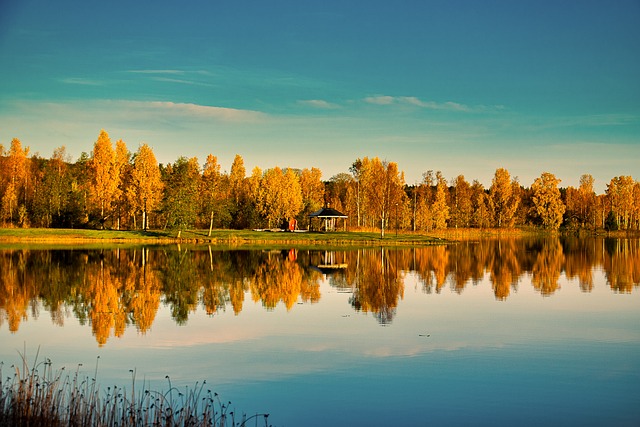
[0,352,270,427]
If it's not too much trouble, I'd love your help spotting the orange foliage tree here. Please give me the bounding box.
[531,172,565,230]
[90,130,117,221]
[489,168,519,228]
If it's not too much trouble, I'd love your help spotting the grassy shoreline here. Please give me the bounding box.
[0,228,451,247]
[1,227,633,248]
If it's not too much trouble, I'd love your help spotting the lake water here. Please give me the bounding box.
[1,237,639,426]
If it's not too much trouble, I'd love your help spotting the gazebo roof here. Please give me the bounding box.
[308,207,348,218]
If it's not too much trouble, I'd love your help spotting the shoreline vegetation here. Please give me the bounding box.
[0,227,450,246]
[0,351,269,427]
[2,134,639,242]
[0,227,636,247]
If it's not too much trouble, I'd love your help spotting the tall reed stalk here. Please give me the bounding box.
[0,350,270,427]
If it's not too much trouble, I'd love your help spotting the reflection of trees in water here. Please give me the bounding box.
[159,247,201,324]
[78,249,162,346]
[1,237,639,341]
[562,238,600,292]
[449,242,485,294]
[604,238,640,293]
[0,250,34,332]
[250,252,303,310]
[487,239,521,300]
[0,247,323,344]
[531,239,565,296]
[348,248,404,325]
[413,246,449,294]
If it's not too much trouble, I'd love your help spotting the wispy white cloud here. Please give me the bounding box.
[60,77,104,86]
[5,99,268,130]
[364,95,482,112]
[124,69,216,87]
[364,95,395,105]
[122,100,267,122]
[126,69,185,75]
[399,96,471,111]
[297,99,341,109]
[151,76,215,87]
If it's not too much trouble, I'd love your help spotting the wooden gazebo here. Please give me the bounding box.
[308,207,348,231]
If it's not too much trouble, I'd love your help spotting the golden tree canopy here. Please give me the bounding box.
[531,172,565,230]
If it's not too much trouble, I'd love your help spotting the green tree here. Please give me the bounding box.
[42,147,70,226]
[229,154,250,228]
[162,157,201,234]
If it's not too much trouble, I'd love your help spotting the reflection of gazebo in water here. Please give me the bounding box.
[310,250,348,276]
[308,207,348,231]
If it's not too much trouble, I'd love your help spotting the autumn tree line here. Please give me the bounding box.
[1,130,639,233]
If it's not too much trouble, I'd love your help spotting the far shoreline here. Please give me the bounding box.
[0,227,449,247]
[0,227,634,248]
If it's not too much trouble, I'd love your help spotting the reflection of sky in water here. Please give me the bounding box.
[2,266,639,426]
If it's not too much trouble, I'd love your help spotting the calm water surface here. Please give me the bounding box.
[1,237,639,426]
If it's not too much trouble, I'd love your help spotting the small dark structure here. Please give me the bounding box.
[310,250,348,275]
[308,207,348,231]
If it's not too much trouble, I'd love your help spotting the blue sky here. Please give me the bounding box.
[1,0,638,192]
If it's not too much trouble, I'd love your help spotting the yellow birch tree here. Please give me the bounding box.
[131,143,163,230]
[201,154,232,231]
[431,171,450,229]
[531,172,565,230]
[361,157,405,237]
[282,168,303,222]
[90,130,119,225]
[2,138,29,225]
[633,181,640,230]
[489,168,519,228]
[299,167,325,227]
[578,174,596,228]
[450,175,473,228]
[229,154,246,204]
[257,167,303,228]
[113,139,130,230]
[471,180,491,228]
[607,176,635,230]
